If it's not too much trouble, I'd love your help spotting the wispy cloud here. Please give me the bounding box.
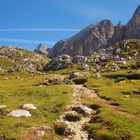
[0,38,56,45]
[0,28,80,32]
[52,0,113,19]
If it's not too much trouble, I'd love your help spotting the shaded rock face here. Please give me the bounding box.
[49,20,114,58]
[109,22,125,45]
[48,5,140,58]
[125,5,140,39]
[34,43,48,55]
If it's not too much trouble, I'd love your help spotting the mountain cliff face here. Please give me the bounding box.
[48,20,114,58]
[48,5,140,58]
[125,5,140,39]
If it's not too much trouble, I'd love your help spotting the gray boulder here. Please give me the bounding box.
[8,110,31,117]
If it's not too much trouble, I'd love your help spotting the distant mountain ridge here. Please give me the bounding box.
[48,5,140,58]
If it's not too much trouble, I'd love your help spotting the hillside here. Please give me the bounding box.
[0,46,49,74]
[0,38,139,140]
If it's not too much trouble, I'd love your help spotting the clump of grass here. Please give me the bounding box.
[54,122,68,135]
[64,113,81,122]
[89,104,101,110]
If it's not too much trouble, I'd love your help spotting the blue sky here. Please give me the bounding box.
[0,0,139,50]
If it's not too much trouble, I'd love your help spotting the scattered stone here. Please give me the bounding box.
[78,63,89,71]
[8,110,31,117]
[63,78,73,85]
[36,130,46,136]
[116,60,126,64]
[70,72,85,79]
[22,104,37,110]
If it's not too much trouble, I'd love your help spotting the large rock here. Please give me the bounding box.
[8,110,31,117]
[22,104,37,110]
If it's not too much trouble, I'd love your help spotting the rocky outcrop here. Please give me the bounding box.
[45,54,72,71]
[34,43,49,55]
[48,5,140,58]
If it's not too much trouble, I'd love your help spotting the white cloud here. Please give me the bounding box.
[0,28,80,32]
[0,38,55,45]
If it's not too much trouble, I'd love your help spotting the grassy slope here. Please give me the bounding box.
[0,72,73,139]
[83,70,140,139]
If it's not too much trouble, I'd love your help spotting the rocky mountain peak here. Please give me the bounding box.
[48,20,114,58]
[48,5,140,58]
[125,5,140,39]
[34,43,49,55]
[132,5,140,19]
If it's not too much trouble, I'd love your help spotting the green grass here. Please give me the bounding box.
[83,69,140,139]
[0,57,13,68]
[84,70,140,116]
[0,72,73,139]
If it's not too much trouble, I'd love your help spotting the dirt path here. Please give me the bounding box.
[57,85,97,140]
[57,85,139,140]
